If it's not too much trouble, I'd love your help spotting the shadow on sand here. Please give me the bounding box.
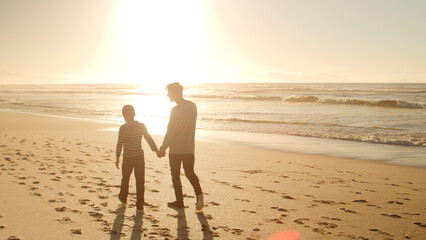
[172,207,214,240]
[130,211,144,240]
[109,205,144,240]
[110,205,213,239]
[109,205,126,240]
[197,212,213,240]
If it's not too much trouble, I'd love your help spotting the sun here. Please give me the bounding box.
[113,0,210,85]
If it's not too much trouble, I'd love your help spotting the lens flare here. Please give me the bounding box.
[269,230,300,240]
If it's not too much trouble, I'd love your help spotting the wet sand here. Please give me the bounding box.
[0,111,425,239]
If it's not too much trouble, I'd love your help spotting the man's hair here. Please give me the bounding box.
[122,104,135,116]
[166,82,183,95]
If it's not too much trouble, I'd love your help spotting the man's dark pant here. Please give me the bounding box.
[119,155,145,209]
[169,154,202,203]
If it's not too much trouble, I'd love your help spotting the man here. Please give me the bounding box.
[157,82,204,211]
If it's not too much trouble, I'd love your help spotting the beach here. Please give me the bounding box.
[0,111,425,239]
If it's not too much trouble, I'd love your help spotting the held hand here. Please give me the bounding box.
[156,150,166,158]
[115,157,120,169]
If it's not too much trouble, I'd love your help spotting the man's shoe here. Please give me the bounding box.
[196,194,204,212]
[167,201,184,208]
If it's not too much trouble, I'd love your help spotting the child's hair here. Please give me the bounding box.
[166,82,183,95]
[122,104,135,116]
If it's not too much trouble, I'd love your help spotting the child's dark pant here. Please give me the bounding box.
[119,155,145,209]
[169,154,202,203]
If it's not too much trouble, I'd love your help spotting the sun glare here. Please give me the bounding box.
[114,0,209,85]
[132,94,173,135]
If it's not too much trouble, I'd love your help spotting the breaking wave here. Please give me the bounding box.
[283,96,425,109]
[200,117,425,147]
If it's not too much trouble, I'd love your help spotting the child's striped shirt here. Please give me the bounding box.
[116,121,158,158]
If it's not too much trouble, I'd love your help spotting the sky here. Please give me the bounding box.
[0,0,425,84]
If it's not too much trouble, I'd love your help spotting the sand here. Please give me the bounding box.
[0,111,425,240]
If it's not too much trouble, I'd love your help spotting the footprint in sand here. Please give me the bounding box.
[242,210,256,214]
[313,200,343,205]
[240,170,266,174]
[88,212,104,220]
[8,236,21,240]
[230,228,244,235]
[260,188,276,193]
[212,179,231,186]
[339,208,357,214]
[106,229,127,236]
[353,199,368,203]
[381,213,401,218]
[91,205,102,211]
[294,218,309,225]
[282,195,295,200]
[413,222,426,227]
[55,217,72,223]
[79,199,90,205]
[403,212,420,216]
[366,204,381,209]
[55,207,67,212]
[71,229,82,235]
[321,216,341,221]
[317,222,338,228]
[368,228,392,237]
[277,208,288,212]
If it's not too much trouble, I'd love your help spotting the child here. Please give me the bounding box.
[116,104,158,211]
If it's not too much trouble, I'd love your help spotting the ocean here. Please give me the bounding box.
[1,83,425,167]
